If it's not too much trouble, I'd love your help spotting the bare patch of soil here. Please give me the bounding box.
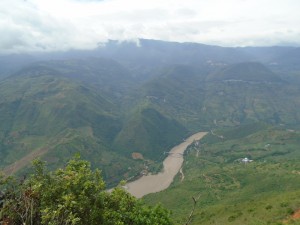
[283,209,300,224]
[132,152,144,160]
[292,209,300,219]
[3,147,49,176]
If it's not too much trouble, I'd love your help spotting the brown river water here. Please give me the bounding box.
[125,132,207,198]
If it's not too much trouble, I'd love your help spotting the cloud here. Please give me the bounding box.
[1,0,300,53]
[0,1,69,52]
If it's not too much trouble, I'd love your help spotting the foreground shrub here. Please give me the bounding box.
[0,156,172,225]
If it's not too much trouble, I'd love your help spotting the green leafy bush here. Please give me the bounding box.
[0,156,172,225]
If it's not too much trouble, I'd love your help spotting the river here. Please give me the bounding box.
[125,132,207,198]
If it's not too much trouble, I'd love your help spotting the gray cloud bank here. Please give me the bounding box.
[1,0,300,54]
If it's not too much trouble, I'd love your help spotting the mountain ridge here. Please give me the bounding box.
[207,62,283,83]
[0,39,300,187]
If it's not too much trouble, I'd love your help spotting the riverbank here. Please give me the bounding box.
[125,132,207,198]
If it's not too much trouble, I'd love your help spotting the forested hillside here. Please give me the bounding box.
[2,0,300,223]
[0,39,300,188]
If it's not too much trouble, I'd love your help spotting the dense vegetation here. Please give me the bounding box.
[0,71,145,186]
[144,125,300,224]
[0,156,172,225]
[0,40,300,220]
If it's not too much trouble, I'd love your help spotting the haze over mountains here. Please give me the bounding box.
[0,39,300,186]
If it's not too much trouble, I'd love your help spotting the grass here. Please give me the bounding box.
[143,126,300,225]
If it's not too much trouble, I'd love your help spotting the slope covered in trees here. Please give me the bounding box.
[0,39,300,187]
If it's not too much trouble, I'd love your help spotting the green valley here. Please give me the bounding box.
[0,39,300,224]
[144,125,300,224]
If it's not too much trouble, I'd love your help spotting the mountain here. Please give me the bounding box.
[0,39,300,189]
[24,58,137,102]
[0,59,194,185]
[0,54,37,79]
[207,62,283,82]
[114,107,188,160]
[0,66,145,185]
[2,39,300,82]
[131,62,300,130]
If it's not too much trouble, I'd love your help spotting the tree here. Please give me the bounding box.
[0,156,173,225]
[104,187,172,225]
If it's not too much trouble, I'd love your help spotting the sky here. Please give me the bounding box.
[1,0,300,53]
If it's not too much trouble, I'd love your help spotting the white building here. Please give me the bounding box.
[241,157,253,163]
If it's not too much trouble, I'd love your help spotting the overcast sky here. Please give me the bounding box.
[1,0,300,53]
